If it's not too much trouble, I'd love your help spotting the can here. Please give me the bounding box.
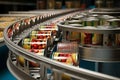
[22,38,47,49]
[29,49,45,56]
[95,0,103,8]
[30,30,51,39]
[28,49,44,67]
[39,26,58,36]
[92,33,103,45]
[57,42,78,52]
[99,15,115,26]
[82,17,99,27]
[107,19,120,28]
[65,1,73,9]
[69,31,81,42]
[116,34,120,46]
[81,33,92,45]
[104,34,115,46]
[106,0,113,8]
[16,55,25,67]
[52,52,78,66]
[68,20,82,24]
[0,31,3,38]
[55,1,62,9]
[71,15,84,20]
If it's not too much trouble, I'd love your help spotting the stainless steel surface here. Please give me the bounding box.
[79,46,120,62]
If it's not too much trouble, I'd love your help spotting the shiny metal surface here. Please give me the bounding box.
[4,9,120,80]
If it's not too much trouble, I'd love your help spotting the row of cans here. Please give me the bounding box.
[95,0,114,8]
[19,24,58,67]
[65,31,103,45]
[64,31,120,46]
[66,14,120,28]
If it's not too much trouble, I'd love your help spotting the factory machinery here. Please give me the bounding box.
[3,8,120,80]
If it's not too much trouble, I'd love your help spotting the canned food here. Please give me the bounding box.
[69,32,81,41]
[52,52,78,66]
[116,34,120,46]
[65,1,73,8]
[68,24,83,27]
[29,49,45,56]
[28,49,44,67]
[0,31,3,38]
[17,55,25,67]
[29,61,40,67]
[68,20,82,24]
[107,19,120,27]
[92,33,103,45]
[106,0,113,8]
[82,17,99,27]
[95,0,103,8]
[71,15,84,20]
[99,15,115,26]
[81,33,92,45]
[104,34,115,46]
[55,1,62,9]
[57,42,78,52]
[22,38,47,49]
[30,30,51,39]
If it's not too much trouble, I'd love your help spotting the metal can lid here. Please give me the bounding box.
[108,19,120,22]
[68,20,82,24]
[68,24,83,27]
[100,15,115,19]
[72,15,84,19]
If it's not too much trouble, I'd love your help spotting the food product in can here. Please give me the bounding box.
[107,19,120,27]
[116,34,120,46]
[28,49,44,67]
[17,55,25,67]
[95,0,103,8]
[0,31,3,38]
[29,49,45,56]
[55,1,62,9]
[104,34,115,46]
[30,30,51,39]
[99,15,115,26]
[106,0,113,8]
[64,30,81,41]
[82,17,99,27]
[22,38,47,49]
[29,61,40,67]
[68,20,82,24]
[69,32,80,41]
[92,33,103,45]
[52,52,78,66]
[81,33,92,45]
[57,42,78,52]
[71,15,84,20]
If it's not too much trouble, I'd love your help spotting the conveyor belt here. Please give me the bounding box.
[4,9,120,80]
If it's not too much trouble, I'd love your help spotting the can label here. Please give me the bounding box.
[92,33,103,45]
[81,33,92,45]
[57,42,78,52]
[29,49,45,56]
[22,38,47,49]
[52,52,78,66]
[69,32,80,41]
[116,34,120,46]
[30,30,51,39]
